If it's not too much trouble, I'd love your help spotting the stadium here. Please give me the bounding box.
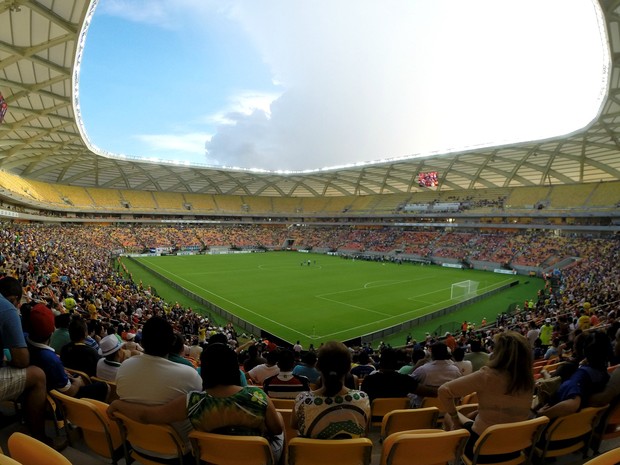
[0,1,619,463]
[0,0,618,343]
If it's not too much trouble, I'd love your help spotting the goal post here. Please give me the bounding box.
[451,280,479,300]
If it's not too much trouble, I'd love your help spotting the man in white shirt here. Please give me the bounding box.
[116,316,202,458]
[248,348,280,384]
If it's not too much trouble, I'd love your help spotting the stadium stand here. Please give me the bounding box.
[2,0,620,463]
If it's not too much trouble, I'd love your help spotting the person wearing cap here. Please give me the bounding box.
[0,277,52,447]
[121,329,143,354]
[96,334,124,381]
[539,318,553,350]
[26,303,107,401]
[444,332,457,352]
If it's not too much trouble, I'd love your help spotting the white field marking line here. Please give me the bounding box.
[258,264,323,271]
[140,260,312,338]
[363,280,411,289]
[183,266,270,276]
[316,275,434,299]
[314,277,434,317]
[185,263,321,275]
[315,295,393,317]
[319,277,517,338]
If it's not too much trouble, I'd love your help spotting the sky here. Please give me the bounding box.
[77,0,608,172]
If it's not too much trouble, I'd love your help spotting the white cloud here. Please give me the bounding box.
[135,133,211,157]
[204,91,281,126]
[203,0,608,170]
[96,0,608,171]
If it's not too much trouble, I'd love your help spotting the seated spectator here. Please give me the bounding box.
[543,338,561,361]
[243,343,266,372]
[121,330,143,354]
[206,332,247,386]
[86,319,103,354]
[292,341,370,438]
[0,279,56,448]
[60,315,101,377]
[26,303,107,401]
[398,348,426,375]
[589,363,620,407]
[440,331,535,462]
[361,348,436,402]
[292,351,320,385]
[49,313,71,353]
[410,342,461,406]
[350,352,376,380]
[115,316,202,460]
[464,339,490,371]
[453,347,473,376]
[168,332,196,368]
[263,349,309,398]
[537,331,610,418]
[108,342,284,462]
[248,349,280,385]
[96,334,124,381]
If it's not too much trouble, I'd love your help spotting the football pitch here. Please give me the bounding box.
[132,252,517,346]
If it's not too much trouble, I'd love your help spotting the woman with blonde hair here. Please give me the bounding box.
[439,331,535,461]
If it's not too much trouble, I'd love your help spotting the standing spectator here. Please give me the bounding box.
[539,318,553,349]
[526,321,540,348]
[444,332,457,353]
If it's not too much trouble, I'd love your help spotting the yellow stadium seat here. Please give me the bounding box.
[50,390,123,464]
[380,407,440,441]
[584,447,620,465]
[288,437,373,465]
[370,398,410,427]
[7,432,72,465]
[189,431,274,465]
[381,428,469,465]
[462,416,549,465]
[534,407,608,461]
[114,411,190,465]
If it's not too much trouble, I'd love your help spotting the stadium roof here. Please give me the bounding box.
[1,0,620,197]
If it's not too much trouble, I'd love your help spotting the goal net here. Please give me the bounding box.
[451,280,479,300]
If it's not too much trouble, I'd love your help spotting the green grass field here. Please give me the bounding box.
[130,251,521,346]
